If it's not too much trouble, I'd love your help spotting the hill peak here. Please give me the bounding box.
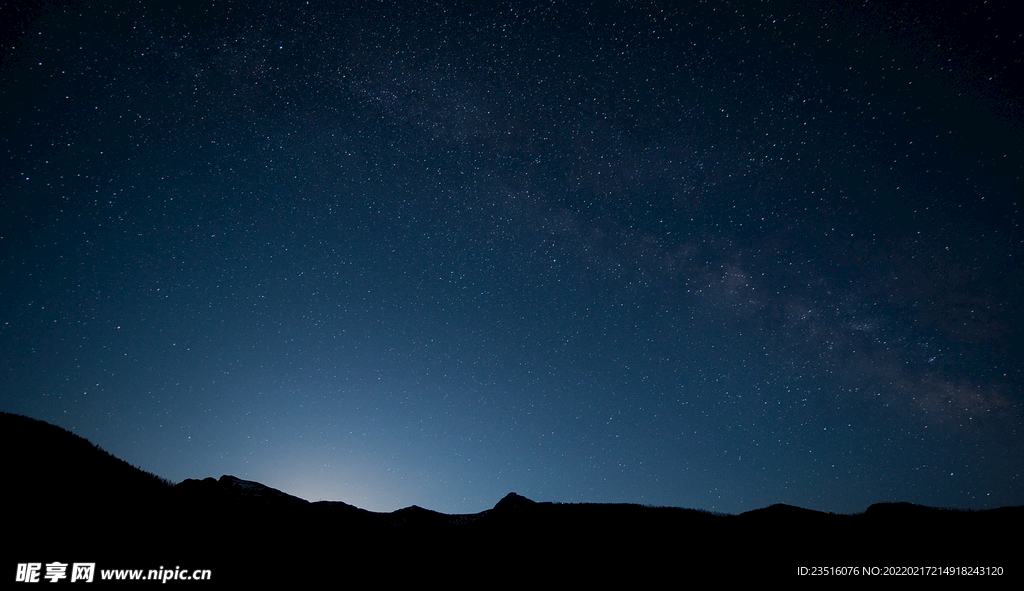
[493,492,536,511]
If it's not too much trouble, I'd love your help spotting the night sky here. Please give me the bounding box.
[2,0,1022,515]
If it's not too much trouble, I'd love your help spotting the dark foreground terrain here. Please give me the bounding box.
[5,412,1019,585]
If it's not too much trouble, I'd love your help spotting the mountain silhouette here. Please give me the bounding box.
[4,412,1019,584]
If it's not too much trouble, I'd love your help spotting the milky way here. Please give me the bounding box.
[2,0,1021,514]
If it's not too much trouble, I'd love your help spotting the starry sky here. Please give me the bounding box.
[2,0,1022,515]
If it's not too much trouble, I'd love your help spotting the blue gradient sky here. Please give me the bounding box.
[2,0,1022,514]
